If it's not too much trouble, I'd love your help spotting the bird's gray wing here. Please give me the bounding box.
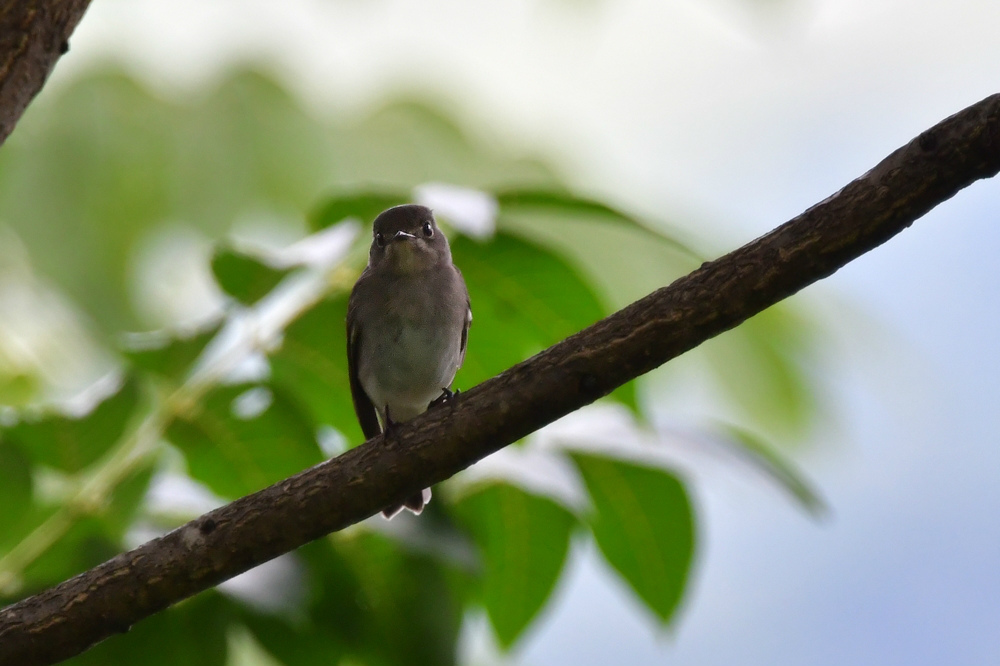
[456,266,471,366]
[460,304,471,366]
[346,278,382,441]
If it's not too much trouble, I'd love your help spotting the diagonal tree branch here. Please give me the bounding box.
[1,94,998,665]
[0,0,92,145]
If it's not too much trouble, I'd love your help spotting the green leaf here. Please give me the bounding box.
[496,188,700,260]
[332,531,464,666]
[0,442,33,546]
[122,321,221,380]
[719,424,826,516]
[498,188,631,217]
[0,372,39,407]
[1,456,153,592]
[309,190,410,231]
[453,483,576,649]
[12,515,121,595]
[240,613,345,666]
[166,384,322,499]
[704,305,817,438]
[10,462,155,592]
[66,591,231,666]
[571,453,695,625]
[333,100,559,192]
[100,463,156,539]
[495,195,701,317]
[210,246,290,305]
[452,232,637,410]
[269,295,363,445]
[294,540,365,641]
[3,376,141,473]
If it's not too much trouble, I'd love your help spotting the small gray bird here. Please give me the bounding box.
[347,204,471,518]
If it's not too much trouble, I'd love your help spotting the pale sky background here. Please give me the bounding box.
[46,1,1000,664]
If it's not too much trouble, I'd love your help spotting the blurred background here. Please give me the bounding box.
[1,0,999,664]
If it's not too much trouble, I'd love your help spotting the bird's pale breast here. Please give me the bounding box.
[357,270,464,422]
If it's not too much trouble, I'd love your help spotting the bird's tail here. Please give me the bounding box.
[382,487,433,520]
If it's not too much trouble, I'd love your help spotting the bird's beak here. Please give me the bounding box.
[392,230,417,242]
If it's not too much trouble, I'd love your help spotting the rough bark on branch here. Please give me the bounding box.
[0,0,92,145]
[1,94,998,665]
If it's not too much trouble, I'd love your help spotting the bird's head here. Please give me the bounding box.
[368,204,451,274]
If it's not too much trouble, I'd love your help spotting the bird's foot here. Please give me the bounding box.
[428,387,459,409]
[382,404,398,433]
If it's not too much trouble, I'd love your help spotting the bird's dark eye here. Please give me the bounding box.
[374,232,385,248]
[422,222,434,238]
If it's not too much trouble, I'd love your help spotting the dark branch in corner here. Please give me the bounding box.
[0,0,93,145]
[1,94,998,665]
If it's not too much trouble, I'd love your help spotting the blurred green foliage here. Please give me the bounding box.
[122,322,223,381]
[571,454,694,624]
[166,384,323,499]
[210,248,292,306]
[0,71,329,334]
[453,483,576,648]
[5,376,140,473]
[0,66,822,665]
